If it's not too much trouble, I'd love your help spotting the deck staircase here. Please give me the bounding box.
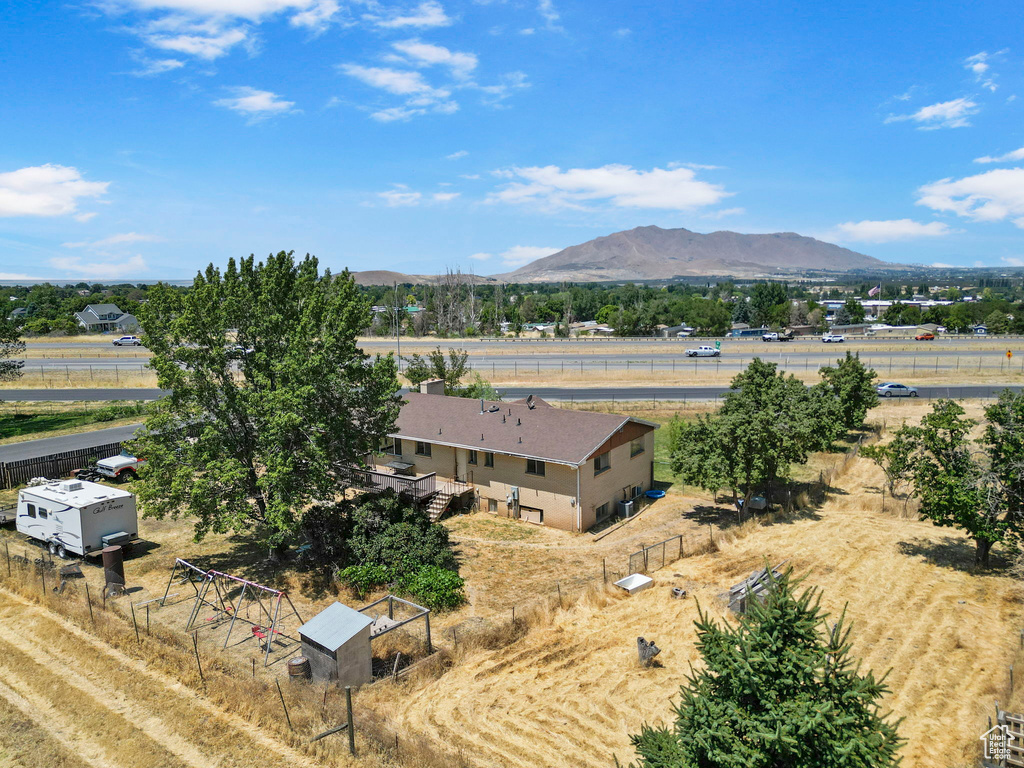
[426,477,473,523]
[427,490,454,522]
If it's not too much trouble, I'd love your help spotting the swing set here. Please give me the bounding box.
[160,558,304,667]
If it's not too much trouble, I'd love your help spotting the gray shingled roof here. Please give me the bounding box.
[392,393,657,466]
[298,602,373,652]
[82,303,123,316]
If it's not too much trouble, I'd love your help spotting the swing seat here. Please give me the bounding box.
[206,606,233,621]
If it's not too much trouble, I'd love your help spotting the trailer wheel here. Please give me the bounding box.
[56,544,67,559]
[48,541,57,556]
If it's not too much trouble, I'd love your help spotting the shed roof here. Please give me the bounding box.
[298,602,373,652]
[392,393,657,466]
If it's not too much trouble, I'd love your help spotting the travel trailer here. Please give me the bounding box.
[16,479,137,559]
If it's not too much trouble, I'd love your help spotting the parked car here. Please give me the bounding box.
[821,333,845,343]
[915,332,935,341]
[876,382,918,398]
[76,449,146,483]
[112,335,143,346]
[685,345,720,357]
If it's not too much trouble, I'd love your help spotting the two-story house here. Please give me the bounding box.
[375,382,658,532]
[74,303,125,332]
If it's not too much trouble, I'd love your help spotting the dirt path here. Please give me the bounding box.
[0,587,330,768]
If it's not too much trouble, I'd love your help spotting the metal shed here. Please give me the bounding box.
[297,602,374,686]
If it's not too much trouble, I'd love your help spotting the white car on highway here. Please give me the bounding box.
[685,345,721,357]
[112,335,143,346]
[821,333,845,343]
[876,382,918,398]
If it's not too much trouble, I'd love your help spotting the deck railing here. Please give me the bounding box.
[355,468,437,500]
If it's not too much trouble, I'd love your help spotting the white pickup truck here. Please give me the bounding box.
[685,345,721,357]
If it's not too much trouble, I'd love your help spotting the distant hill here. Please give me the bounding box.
[351,270,497,286]
[500,225,902,282]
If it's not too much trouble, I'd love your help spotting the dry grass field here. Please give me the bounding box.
[0,397,1020,768]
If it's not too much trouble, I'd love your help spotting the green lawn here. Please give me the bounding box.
[0,403,146,443]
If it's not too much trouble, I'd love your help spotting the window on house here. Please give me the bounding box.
[526,458,545,476]
[594,451,611,475]
[415,441,431,457]
[383,437,402,456]
[468,450,478,465]
[596,502,611,520]
[485,452,494,468]
[26,503,36,518]
[630,438,645,457]
[488,498,498,513]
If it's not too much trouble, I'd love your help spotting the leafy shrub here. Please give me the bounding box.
[338,564,394,598]
[399,565,465,610]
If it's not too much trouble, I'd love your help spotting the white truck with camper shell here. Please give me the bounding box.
[15,479,138,559]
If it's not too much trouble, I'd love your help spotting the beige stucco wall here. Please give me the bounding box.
[390,429,654,533]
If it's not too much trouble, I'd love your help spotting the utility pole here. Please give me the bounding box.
[393,281,401,371]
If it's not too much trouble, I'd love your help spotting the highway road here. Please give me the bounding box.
[0,422,143,462]
[0,383,1019,403]
[2,384,1021,464]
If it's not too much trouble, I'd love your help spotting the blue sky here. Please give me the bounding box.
[2,0,1024,280]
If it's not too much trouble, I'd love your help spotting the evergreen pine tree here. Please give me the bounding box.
[629,569,903,768]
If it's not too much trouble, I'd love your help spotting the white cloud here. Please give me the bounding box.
[446,150,468,160]
[460,173,481,180]
[885,97,979,129]
[468,252,491,261]
[930,262,959,268]
[0,272,43,280]
[536,0,561,31]
[614,27,631,36]
[1002,257,1024,267]
[500,245,560,267]
[378,187,422,206]
[0,165,109,219]
[432,192,460,202]
[474,70,529,105]
[975,147,1024,164]
[341,65,438,96]
[131,57,185,76]
[833,219,954,243]
[391,39,477,79]
[488,163,730,212]
[49,254,149,279]
[142,17,250,60]
[368,1,451,29]
[965,51,1002,92]
[917,168,1024,227]
[341,64,458,120]
[702,207,745,219]
[62,232,161,249]
[214,87,296,119]
[107,1,344,60]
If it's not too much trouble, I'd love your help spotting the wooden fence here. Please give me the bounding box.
[0,441,125,490]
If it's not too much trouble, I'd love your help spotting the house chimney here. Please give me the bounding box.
[420,378,445,395]
[480,398,485,414]
[517,418,521,426]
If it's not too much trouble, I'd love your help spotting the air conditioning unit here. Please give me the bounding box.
[618,499,634,518]
[60,480,83,492]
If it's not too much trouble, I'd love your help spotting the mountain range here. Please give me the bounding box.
[498,225,900,282]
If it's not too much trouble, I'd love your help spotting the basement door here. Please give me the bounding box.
[455,449,469,481]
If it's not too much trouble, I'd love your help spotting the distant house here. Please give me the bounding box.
[661,324,694,337]
[376,386,658,532]
[7,307,27,322]
[74,303,125,332]
[973,324,988,335]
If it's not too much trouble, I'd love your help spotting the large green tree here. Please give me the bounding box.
[816,352,879,431]
[402,346,469,394]
[671,359,841,505]
[0,319,25,386]
[130,252,401,556]
[900,396,1024,565]
[629,569,903,768]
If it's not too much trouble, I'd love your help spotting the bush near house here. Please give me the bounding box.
[299,490,464,609]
